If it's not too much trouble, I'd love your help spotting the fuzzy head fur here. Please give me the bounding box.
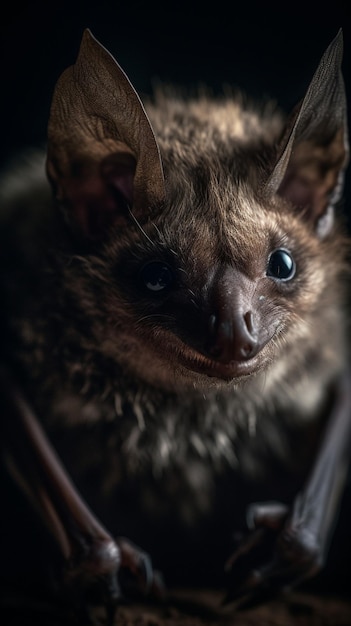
[42,29,349,394]
[1,30,350,522]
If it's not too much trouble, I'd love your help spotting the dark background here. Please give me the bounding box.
[1,0,349,220]
[1,1,350,165]
[1,0,351,606]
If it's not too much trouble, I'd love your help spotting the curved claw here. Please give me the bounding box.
[224,526,279,605]
[61,537,121,625]
[224,501,321,609]
[61,537,165,622]
[225,548,318,610]
[117,537,166,601]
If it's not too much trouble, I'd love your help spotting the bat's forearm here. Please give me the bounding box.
[285,369,351,564]
[1,367,121,595]
[226,368,351,605]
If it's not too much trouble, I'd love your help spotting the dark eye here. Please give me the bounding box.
[140,261,174,292]
[267,249,296,281]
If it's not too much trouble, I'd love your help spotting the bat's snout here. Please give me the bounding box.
[206,309,260,364]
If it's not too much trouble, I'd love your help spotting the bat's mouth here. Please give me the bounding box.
[172,341,267,382]
[132,327,269,387]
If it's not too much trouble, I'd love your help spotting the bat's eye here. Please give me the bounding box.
[267,249,296,281]
[140,261,174,292]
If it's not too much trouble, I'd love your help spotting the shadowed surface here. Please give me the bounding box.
[2,588,351,625]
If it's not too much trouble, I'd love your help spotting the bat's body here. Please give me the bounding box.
[1,29,350,622]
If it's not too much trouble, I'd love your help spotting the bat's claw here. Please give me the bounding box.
[117,537,166,601]
[224,500,322,610]
[61,536,165,624]
[62,537,121,624]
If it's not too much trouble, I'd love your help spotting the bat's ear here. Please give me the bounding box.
[46,29,165,240]
[265,29,349,238]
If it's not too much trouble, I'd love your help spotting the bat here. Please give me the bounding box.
[0,27,350,624]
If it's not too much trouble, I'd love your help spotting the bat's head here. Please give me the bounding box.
[46,30,349,392]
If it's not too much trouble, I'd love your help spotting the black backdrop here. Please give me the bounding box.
[1,1,349,168]
[1,0,351,594]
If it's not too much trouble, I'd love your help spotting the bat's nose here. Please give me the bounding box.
[206,309,259,363]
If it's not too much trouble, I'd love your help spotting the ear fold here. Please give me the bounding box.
[265,29,349,238]
[46,29,165,239]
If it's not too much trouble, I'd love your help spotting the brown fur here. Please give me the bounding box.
[1,30,350,588]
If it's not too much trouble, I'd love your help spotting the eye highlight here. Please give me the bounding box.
[140,261,174,292]
[267,249,296,281]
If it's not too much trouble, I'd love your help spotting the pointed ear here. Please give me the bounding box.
[265,29,349,238]
[46,29,165,239]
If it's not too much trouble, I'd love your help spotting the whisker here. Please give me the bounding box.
[135,313,176,325]
[190,298,201,310]
[127,206,156,248]
[150,220,162,238]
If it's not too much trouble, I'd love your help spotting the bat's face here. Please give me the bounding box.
[69,156,337,393]
[48,31,348,392]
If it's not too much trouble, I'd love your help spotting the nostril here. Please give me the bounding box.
[241,312,258,360]
[206,309,259,363]
[244,310,255,335]
[240,343,254,358]
[207,314,231,359]
[207,314,220,357]
[208,314,217,336]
